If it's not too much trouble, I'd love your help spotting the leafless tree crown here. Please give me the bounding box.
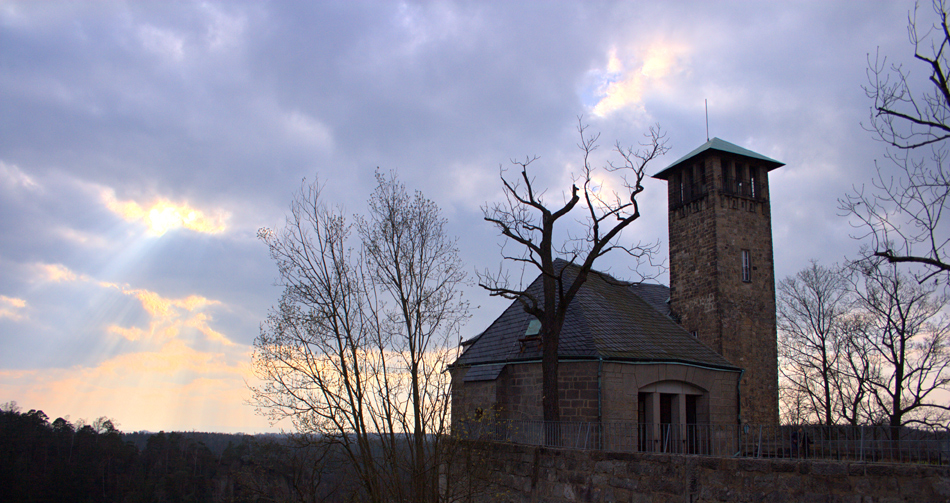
[842,0,950,283]
[850,262,950,429]
[251,172,469,502]
[479,119,669,311]
[478,119,668,423]
[777,261,870,426]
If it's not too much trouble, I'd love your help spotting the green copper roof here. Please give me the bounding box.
[653,137,784,180]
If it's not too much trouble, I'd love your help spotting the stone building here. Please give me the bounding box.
[653,137,782,425]
[450,137,782,442]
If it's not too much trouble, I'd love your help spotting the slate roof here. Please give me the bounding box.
[627,283,670,316]
[652,137,784,180]
[453,261,738,373]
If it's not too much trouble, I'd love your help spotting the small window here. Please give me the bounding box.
[736,164,745,196]
[683,169,692,200]
[741,249,752,283]
[724,160,738,196]
[525,318,541,336]
[672,173,682,205]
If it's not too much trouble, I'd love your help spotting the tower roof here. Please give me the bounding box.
[653,137,784,180]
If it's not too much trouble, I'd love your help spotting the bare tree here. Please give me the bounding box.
[842,0,950,282]
[251,172,468,503]
[778,261,867,425]
[479,119,668,422]
[850,260,950,432]
[779,379,814,426]
[358,171,468,503]
[835,313,879,426]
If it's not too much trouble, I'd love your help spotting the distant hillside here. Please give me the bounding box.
[122,430,288,457]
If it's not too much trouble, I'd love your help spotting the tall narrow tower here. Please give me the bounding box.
[654,138,783,425]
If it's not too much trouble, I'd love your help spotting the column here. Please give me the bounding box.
[678,393,687,454]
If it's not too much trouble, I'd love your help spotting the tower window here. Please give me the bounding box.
[683,168,693,203]
[697,163,706,194]
[681,170,689,202]
[736,164,745,197]
[741,249,752,283]
[722,160,734,194]
[672,173,683,206]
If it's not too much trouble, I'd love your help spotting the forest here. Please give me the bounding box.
[0,402,361,502]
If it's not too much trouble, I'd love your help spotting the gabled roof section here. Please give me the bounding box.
[653,137,784,180]
[453,260,738,371]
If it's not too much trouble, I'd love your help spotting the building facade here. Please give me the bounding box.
[451,137,784,447]
[450,262,743,452]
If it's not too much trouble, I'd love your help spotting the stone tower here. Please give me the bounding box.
[654,138,782,425]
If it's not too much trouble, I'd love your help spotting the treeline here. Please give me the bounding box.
[0,402,355,502]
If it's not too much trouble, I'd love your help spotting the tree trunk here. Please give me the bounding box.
[412,358,425,503]
[541,327,560,423]
[542,323,560,446]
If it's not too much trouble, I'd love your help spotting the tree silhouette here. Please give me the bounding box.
[479,119,668,423]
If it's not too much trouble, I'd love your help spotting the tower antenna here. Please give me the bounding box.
[705,99,709,141]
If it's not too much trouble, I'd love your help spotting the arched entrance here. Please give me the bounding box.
[637,380,707,453]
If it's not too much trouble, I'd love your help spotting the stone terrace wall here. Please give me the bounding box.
[449,440,950,503]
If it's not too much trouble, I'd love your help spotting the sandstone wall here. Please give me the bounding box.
[451,366,499,426]
[449,440,950,503]
[600,363,738,427]
[452,361,740,427]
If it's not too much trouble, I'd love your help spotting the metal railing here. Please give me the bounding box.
[454,420,950,465]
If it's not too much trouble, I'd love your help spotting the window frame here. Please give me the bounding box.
[741,249,752,283]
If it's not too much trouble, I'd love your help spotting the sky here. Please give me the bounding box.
[0,0,926,433]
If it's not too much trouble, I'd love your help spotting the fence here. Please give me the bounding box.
[455,420,950,465]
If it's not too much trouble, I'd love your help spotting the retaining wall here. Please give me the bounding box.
[449,440,950,502]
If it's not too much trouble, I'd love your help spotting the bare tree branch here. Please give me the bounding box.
[478,117,669,422]
[846,0,950,282]
[848,260,950,430]
[251,173,469,502]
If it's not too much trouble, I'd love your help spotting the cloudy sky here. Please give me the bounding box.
[0,1,924,433]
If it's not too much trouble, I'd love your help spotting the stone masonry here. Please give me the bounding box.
[660,147,781,425]
[446,440,950,503]
[452,361,740,431]
[452,362,602,424]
